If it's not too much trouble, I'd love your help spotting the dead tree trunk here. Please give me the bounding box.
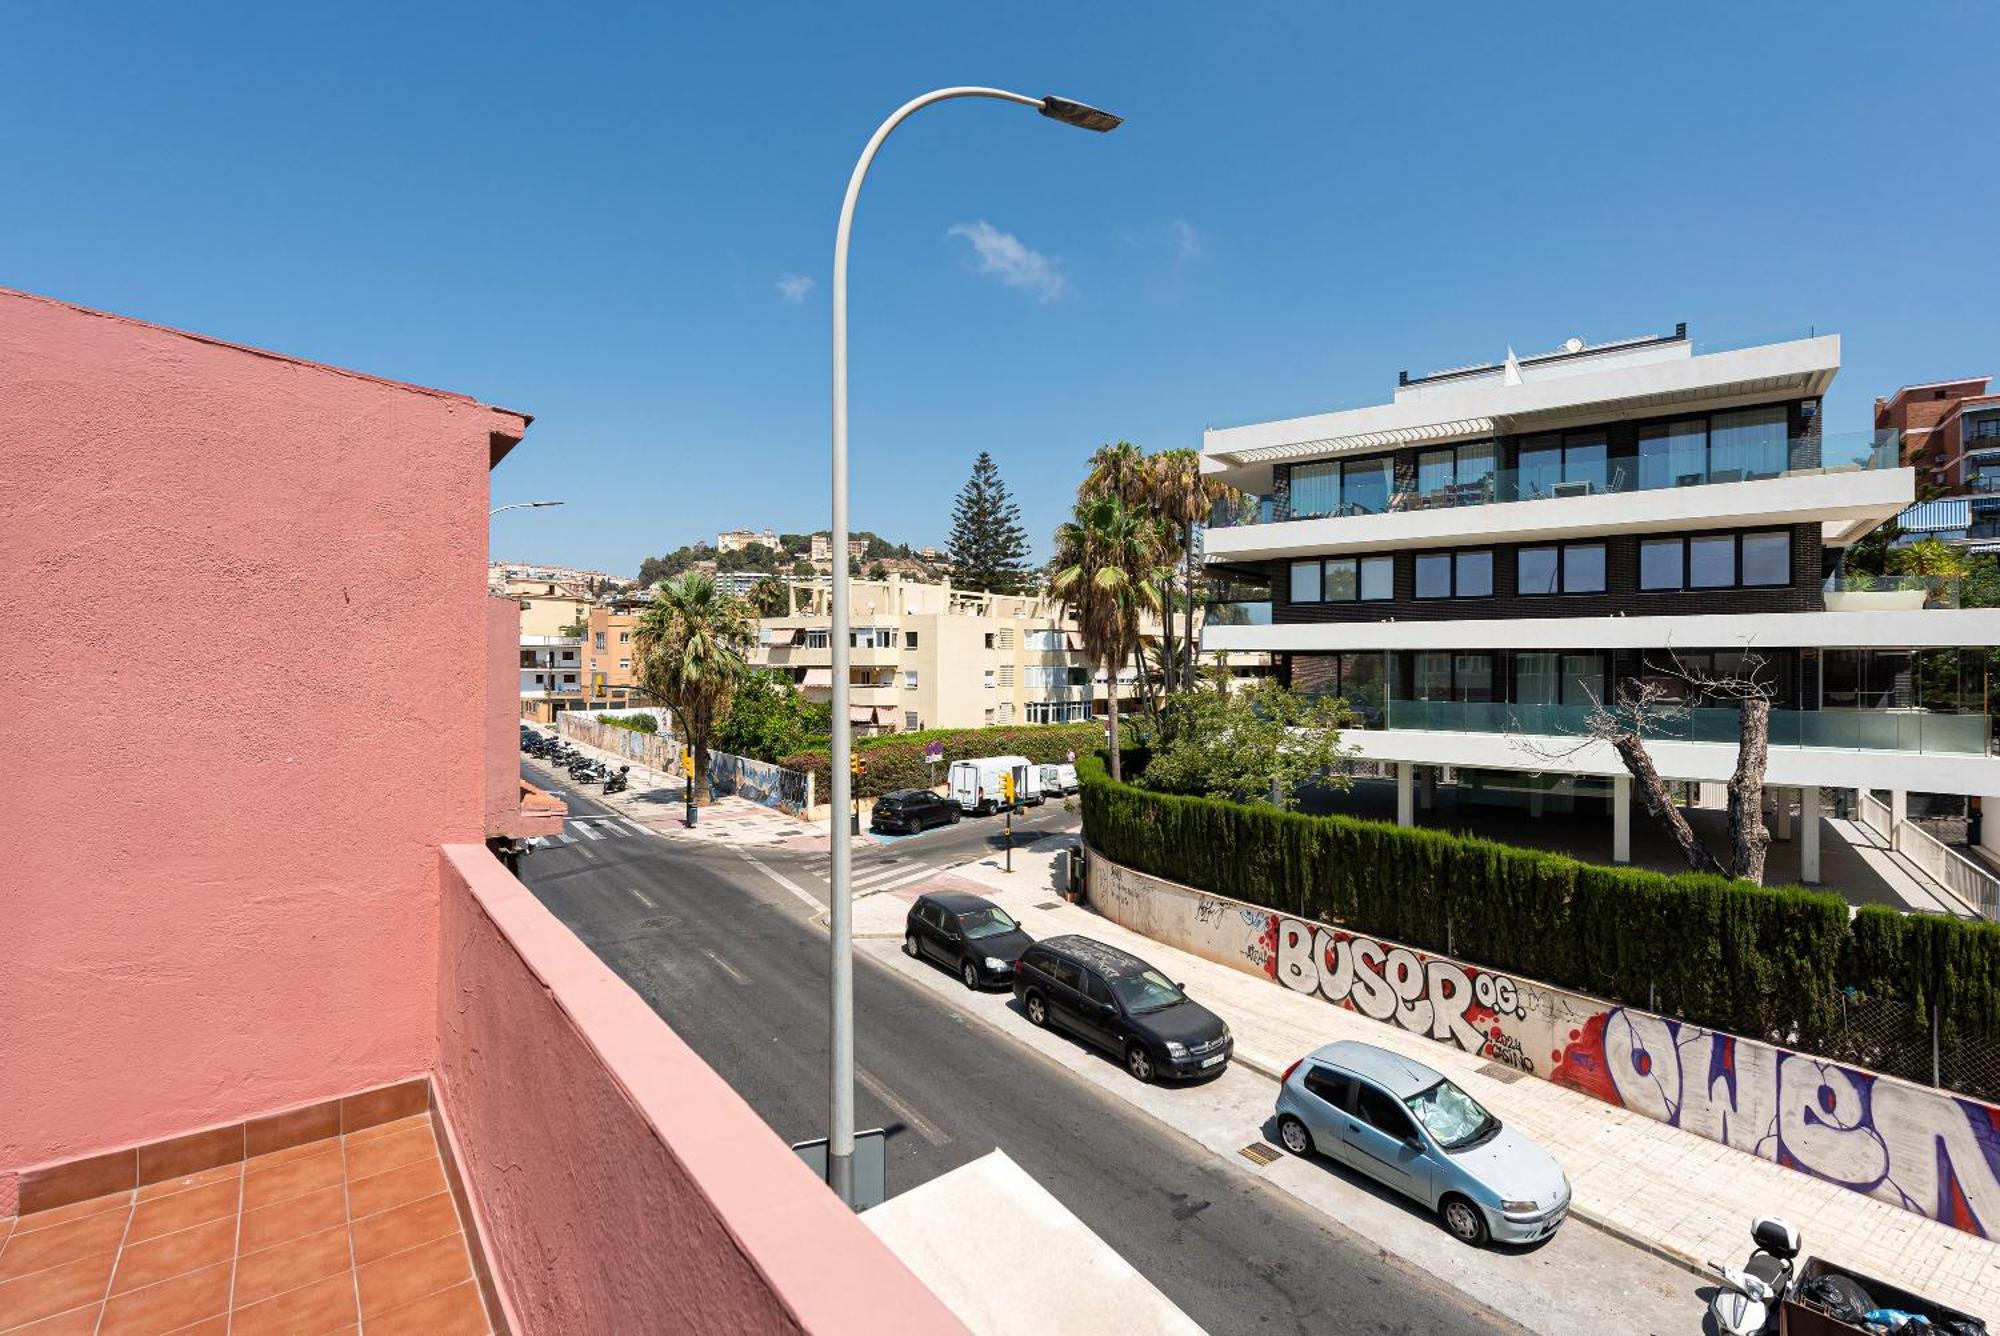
[1610,733,1729,877]
[1725,696,1772,884]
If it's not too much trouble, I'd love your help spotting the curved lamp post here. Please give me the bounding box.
[489,500,564,517]
[826,87,1121,1207]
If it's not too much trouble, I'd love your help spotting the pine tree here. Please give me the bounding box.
[947,452,1032,593]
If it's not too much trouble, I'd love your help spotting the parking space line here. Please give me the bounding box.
[626,887,656,910]
[701,949,751,986]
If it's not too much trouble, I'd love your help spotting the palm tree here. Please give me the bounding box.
[747,575,788,618]
[1051,491,1164,782]
[1083,441,1151,507]
[632,572,752,800]
[1145,447,1232,695]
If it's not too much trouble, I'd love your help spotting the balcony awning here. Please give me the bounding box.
[803,668,832,687]
[849,705,899,725]
[1220,417,1497,466]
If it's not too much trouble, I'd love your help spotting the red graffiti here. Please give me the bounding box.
[1260,914,1279,981]
[1548,1015,1622,1107]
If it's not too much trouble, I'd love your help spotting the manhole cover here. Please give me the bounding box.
[1238,1142,1282,1167]
[1477,1061,1529,1084]
[1034,901,1063,910]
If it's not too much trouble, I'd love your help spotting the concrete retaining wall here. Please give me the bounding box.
[1086,849,2000,1240]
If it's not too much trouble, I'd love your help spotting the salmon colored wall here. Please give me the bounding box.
[485,595,523,837]
[434,845,966,1334]
[0,288,526,1214]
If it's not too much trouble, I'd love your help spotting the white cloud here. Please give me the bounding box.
[946,221,1066,301]
[775,274,814,303]
[1167,219,1203,263]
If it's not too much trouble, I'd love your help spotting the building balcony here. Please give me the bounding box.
[1374,698,1990,756]
[1206,431,1906,560]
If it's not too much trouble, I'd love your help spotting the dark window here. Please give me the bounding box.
[1640,538,1684,591]
[1415,554,1452,599]
[983,633,995,649]
[1519,547,1559,596]
[1353,1083,1419,1141]
[1082,972,1114,1006]
[1564,543,1606,593]
[1323,558,1359,602]
[1046,957,1082,990]
[1415,551,1492,599]
[1359,556,1394,601]
[904,631,918,650]
[1689,535,1736,588]
[918,903,946,930]
[1290,560,1323,603]
[1022,948,1052,974]
[1455,551,1493,598]
[1741,531,1790,586]
[1303,1065,1355,1110]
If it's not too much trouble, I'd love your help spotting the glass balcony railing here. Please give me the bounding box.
[1823,574,1960,609]
[1203,600,1272,626]
[1380,698,1990,754]
[1210,430,1902,528]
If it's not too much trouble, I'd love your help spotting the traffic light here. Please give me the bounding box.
[851,755,867,778]
[1000,771,1016,806]
[682,748,693,772]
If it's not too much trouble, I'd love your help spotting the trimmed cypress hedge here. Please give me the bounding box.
[1845,904,2000,1087]
[1080,752,1855,1049]
[782,722,1103,799]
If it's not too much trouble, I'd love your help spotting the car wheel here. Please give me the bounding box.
[948,809,961,824]
[1126,1045,1156,1084]
[1440,1195,1489,1247]
[1024,992,1048,1027]
[903,932,920,959]
[1277,1115,1314,1157]
[961,961,980,990]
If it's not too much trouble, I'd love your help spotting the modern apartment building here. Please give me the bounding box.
[1199,325,2000,884]
[1876,376,2000,496]
[810,533,869,565]
[751,576,1140,734]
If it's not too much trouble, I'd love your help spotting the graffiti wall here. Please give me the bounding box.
[1086,848,2000,1239]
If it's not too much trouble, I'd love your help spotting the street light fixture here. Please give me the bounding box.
[825,86,1121,1209]
[489,500,565,517]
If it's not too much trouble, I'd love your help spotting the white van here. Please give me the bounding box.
[948,755,1040,814]
[1038,762,1078,796]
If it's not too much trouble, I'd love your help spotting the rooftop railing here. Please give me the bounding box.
[1211,429,1901,528]
[1378,698,1990,755]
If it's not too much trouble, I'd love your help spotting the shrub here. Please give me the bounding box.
[783,722,1104,798]
[598,713,658,733]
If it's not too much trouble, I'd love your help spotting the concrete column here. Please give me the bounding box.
[1801,785,1822,883]
[1418,767,1436,812]
[1890,789,1908,829]
[1396,762,1415,827]
[1776,789,1793,842]
[1613,775,1631,864]
[1529,787,1544,819]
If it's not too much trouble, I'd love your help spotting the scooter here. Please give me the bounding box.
[1706,1217,1800,1336]
[602,765,630,795]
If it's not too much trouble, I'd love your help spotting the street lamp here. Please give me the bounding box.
[825,86,1120,1208]
[489,500,565,517]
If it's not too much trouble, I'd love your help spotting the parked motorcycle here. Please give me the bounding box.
[602,765,630,795]
[1706,1217,1800,1336]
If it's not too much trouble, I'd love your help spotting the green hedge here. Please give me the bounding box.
[1080,752,1855,1048]
[782,722,1103,799]
[1845,905,2000,1082]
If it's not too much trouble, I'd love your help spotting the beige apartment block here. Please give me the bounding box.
[752,576,1144,734]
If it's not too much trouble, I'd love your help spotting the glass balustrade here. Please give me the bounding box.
[1202,600,1272,626]
[1379,698,1990,754]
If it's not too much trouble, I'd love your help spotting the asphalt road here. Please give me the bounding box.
[519,763,1517,1336]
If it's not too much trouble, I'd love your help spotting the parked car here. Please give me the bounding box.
[870,788,961,835]
[903,892,1033,989]
[947,755,1041,814]
[1273,1039,1570,1247]
[1037,762,1079,796]
[1012,935,1231,1082]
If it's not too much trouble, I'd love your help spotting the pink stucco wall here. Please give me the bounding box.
[485,594,525,837]
[434,844,965,1334]
[0,288,527,1212]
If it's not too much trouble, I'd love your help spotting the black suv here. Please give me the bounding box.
[871,788,961,835]
[904,892,1033,989]
[1012,935,1232,1083]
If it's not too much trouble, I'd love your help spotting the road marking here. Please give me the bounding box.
[855,1065,949,1148]
[555,831,576,845]
[857,865,938,898]
[626,887,656,910]
[852,863,914,889]
[574,823,605,841]
[622,819,654,837]
[730,848,824,912]
[701,949,751,986]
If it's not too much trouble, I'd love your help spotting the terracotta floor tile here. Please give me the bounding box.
[349,1193,458,1267]
[228,1271,356,1336]
[245,1100,340,1160]
[0,1303,101,1334]
[0,1220,12,1248]
[0,1206,127,1280]
[236,1185,344,1255]
[355,1232,469,1319]
[363,1280,489,1336]
[135,1163,240,1203]
[10,1193,131,1237]
[230,1224,349,1309]
[97,1260,230,1336]
[341,1114,429,1148]
[342,1125,435,1183]
[242,1136,338,1174]
[340,1082,427,1136]
[0,1252,116,1330]
[347,1157,444,1221]
[137,1125,243,1190]
[124,1181,237,1246]
[162,1319,226,1336]
[109,1217,235,1296]
[240,1146,343,1212]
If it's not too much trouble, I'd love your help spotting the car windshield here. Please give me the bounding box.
[1107,968,1183,1014]
[1405,1078,1499,1150]
[958,907,1018,940]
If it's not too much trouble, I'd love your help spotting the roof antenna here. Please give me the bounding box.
[1502,347,1524,387]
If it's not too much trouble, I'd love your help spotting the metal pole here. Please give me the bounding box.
[827,85,1053,1208]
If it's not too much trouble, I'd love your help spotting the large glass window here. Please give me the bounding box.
[1520,544,1605,595]
[1741,531,1791,585]
[1290,560,1323,603]
[1640,538,1683,590]
[1342,457,1392,515]
[1562,653,1605,706]
[1455,654,1496,702]
[1689,535,1737,588]
[1455,550,1493,597]
[1359,555,1394,601]
[1288,461,1340,519]
[1417,442,1497,503]
[1564,543,1607,593]
[1516,652,1559,705]
[1710,406,1789,481]
[1323,558,1360,602]
[1413,652,1453,700]
[1519,546,1559,596]
[1638,417,1709,490]
[1415,553,1453,598]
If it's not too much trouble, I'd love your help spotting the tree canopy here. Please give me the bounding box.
[947,452,1033,593]
[1139,677,1353,806]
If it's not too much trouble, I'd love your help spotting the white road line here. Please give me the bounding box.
[858,865,937,897]
[855,1065,949,1148]
[730,848,825,912]
[701,949,751,986]
[573,823,605,841]
[555,831,576,845]
[622,819,654,837]
[626,887,656,910]
[852,863,912,889]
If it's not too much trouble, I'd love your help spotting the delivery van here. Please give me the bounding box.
[948,755,1040,814]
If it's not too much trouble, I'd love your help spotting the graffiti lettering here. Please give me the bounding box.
[1274,918,1526,1059]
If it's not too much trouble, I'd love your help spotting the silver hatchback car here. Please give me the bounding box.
[1274,1039,1569,1246]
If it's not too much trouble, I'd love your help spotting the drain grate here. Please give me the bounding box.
[1477,1061,1529,1084]
[1034,901,1063,911]
[1238,1142,1282,1167]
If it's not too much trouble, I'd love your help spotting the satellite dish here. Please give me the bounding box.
[1563,336,1585,353]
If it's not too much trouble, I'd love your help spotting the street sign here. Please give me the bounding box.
[923,741,944,764]
[791,1129,887,1211]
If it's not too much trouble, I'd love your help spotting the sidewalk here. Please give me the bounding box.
[857,839,2000,1326]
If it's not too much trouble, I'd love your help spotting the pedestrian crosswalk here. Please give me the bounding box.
[535,815,654,847]
[798,853,941,897]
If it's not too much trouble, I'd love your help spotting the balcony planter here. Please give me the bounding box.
[1822,588,1928,612]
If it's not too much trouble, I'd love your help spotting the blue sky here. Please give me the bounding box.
[5,3,1996,576]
